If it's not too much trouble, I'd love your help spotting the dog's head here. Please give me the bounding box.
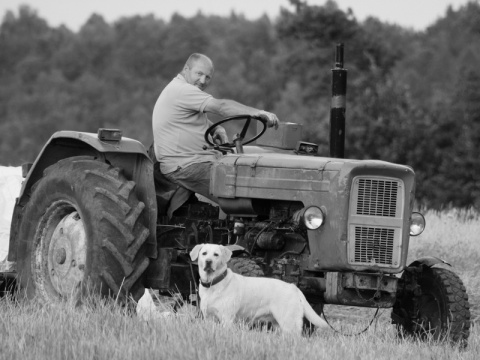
[190,244,232,281]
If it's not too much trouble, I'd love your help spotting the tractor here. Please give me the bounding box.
[1,45,470,345]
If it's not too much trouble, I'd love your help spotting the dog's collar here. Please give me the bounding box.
[200,269,228,288]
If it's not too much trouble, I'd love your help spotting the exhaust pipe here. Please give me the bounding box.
[329,43,347,158]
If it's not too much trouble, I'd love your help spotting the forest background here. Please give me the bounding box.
[0,0,479,209]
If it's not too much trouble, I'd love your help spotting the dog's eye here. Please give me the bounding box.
[213,253,219,257]
[201,252,207,256]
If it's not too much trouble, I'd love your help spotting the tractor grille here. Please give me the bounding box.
[348,177,404,269]
[354,227,395,265]
[356,178,398,217]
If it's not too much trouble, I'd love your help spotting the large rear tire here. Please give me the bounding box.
[391,266,471,346]
[16,157,150,303]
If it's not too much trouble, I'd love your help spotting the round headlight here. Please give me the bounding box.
[303,206,325,230]
[410,212,426,236]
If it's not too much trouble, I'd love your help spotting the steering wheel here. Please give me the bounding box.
[204,115,267,150]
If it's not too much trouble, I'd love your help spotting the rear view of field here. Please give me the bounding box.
[0,209,478,360]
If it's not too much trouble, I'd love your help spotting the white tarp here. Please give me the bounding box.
[0,166,22,268]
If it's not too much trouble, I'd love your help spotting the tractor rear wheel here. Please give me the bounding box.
[391,266,471,347]
[16,157,150,303]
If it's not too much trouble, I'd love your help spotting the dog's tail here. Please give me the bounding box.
[298,288,329,329]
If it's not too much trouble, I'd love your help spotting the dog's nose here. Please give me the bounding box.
[205,259,212,266]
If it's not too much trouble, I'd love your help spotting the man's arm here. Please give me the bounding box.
[204,98,279,129]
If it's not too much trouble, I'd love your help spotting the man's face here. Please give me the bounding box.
[184,59,213,91]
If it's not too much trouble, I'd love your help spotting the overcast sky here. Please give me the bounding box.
[0,0,476,31]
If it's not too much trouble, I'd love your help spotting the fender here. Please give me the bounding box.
[408,256,451,268]
[226,244,249,257]
[8,130,157,262]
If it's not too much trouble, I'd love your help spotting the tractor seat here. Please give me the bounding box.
[148,144,194,218]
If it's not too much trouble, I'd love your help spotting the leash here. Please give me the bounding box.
[321,306,381,336]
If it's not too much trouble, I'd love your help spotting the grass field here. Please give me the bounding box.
[1,209,478,360]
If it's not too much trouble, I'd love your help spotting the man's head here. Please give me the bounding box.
[182,53,214,91]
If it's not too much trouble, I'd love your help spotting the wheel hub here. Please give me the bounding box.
[412,290,443,338]
[47,211,87,296]
[55,248,67,264]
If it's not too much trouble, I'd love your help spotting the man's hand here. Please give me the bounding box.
[258,110,279,130]
[212,126,229,145]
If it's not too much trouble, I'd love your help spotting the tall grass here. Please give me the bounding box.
[1,209,479,360]
[408,208,480,323]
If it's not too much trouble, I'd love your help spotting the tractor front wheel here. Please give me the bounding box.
[391,266,471,346]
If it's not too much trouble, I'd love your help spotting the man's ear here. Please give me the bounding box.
[222,246,232,264]
[190,244,204,261]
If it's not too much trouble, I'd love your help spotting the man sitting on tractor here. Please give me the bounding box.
[152,53,279,215]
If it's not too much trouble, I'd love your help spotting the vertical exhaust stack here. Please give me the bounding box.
[329,43,347,158]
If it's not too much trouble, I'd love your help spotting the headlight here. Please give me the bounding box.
[304,207,325,229]
[293,206,325,230]
[410,212,426,236]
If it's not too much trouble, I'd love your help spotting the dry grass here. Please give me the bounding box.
[1,295,478,360]
[1,209,479,360]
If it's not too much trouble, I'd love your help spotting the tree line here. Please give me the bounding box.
[0,0,479,209]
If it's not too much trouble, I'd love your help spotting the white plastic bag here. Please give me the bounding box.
[0,166,22,266]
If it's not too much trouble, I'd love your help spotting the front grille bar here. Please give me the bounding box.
[356,178,398,217]
[354,226,395,265]
[348,176,404,269]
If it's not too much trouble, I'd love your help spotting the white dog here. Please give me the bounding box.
[190,243,329,334]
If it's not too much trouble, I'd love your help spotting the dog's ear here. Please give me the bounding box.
[190,244,204,261]
[222,246,233,263]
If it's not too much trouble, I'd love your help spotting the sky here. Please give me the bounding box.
[0,0,476,31]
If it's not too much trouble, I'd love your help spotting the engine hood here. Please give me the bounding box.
[210,153,413,201]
